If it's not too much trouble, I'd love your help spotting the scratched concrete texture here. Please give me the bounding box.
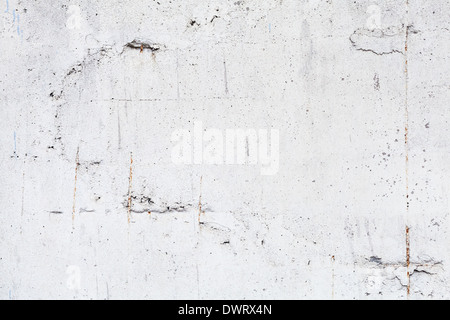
[1,0,449,300]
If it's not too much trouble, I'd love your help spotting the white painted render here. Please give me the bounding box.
[0,0,449,299]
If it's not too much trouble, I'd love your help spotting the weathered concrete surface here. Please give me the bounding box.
[0,0,449,300]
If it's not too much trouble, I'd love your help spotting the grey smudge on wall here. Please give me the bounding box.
[373,73,380,91]
[224,60,229,95]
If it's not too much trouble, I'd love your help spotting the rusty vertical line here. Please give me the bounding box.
[331,255,335,300]
[404,0,410,202]
[127,153,133,224]
[406,226,411,297]
[404,0,410,299]
[72,147,80,226]
[198,176,203,223]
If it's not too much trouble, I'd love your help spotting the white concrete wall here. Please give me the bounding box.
[0,0,449,300]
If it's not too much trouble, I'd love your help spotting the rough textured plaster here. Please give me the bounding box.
[0,0,449,300]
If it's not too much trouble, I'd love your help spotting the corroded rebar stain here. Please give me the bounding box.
[404,0,410,299]
[406,226,411,297]
[198,176,203,223]
[331,255,336,300]
[127,153,133,224]
[72,147,80,226]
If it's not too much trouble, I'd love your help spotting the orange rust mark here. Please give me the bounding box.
[127,153,133,224]
[406,226,411,297]
[404,0,411,298]
[72,147,80,226]
[404,1,411,298]
[198,176,203,223]
[331,255,335,300]
[406,227,410,267]
[140,45,144,53]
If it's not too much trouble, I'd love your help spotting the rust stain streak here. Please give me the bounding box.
[331,255,335,300]
[406,226,411,297]
[404,0,410,206]
[198,176,203,223]
[127,153,133,224]
[72,147,80,226]
[404,0,410,299]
